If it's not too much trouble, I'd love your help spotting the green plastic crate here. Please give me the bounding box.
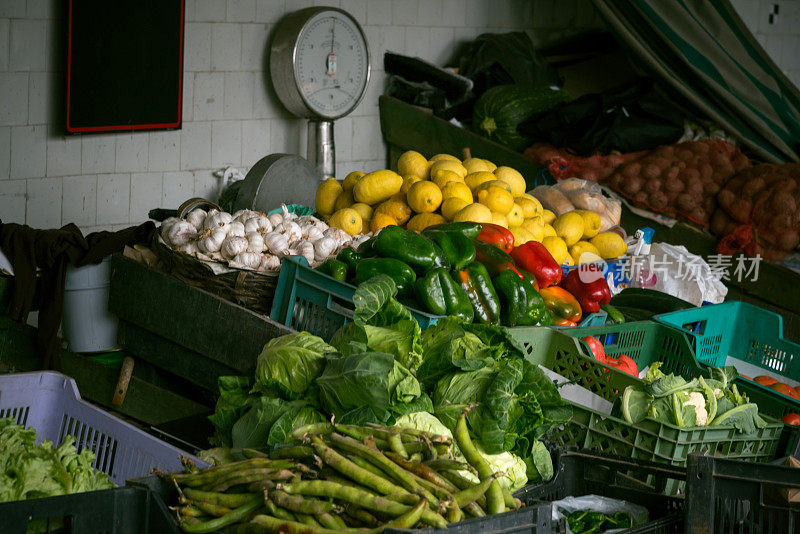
[547,400,784,495]
[270,256,442,340]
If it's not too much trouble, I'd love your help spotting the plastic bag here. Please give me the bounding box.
[551,494,649,534]
[638,242,727,306]
[531,178,622,231]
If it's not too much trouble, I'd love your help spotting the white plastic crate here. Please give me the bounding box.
[0,371,202,485]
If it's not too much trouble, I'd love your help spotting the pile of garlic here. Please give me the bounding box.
[160,205,370,273]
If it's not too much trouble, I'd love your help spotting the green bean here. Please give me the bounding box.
[192,500,231,517]
[168,458,277,486]
[346,454,387,479]
[181,517,203,527]
[316,512,345,530]
[385,497,427,529]
[247,480,275,493]
[242,448,269,459]
[337,424,417,443]
[344,506,380,527]
[365,423,451,444]
[208,469,295,492]
[269,489,336,515]
[502,486,521,510]
[454,407,504,515]
[452,473,498,507]
[318,470,375,493]
[270,445,315,460]
[178,497,262,533]
[295,513,321,527]
[310,436,407,497]
[446,502,463,524]
[176,505,204,517]
[388,432,409,459]
[440,471,486,509]
[181,456,200,473]
[425,458,476,475]
[289,422,333,439]
[244,514,371,533]
[279,480,448,529]
[385,452,460,494]
[387,468,454,503]
[182,488,260,508]
[465,501,486,518]
[409,452,423,462]
[264,499,296,521]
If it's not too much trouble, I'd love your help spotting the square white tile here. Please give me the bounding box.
[0,180,26,224]
[62,175,98,227]
[130,172,164,220]
[180,121,212,171]
[148,131,181,172]
[25,177,62,229]
[115,133,149,173]
[10,125,46,179]
[96,173,131,225]
[81,135,116,174]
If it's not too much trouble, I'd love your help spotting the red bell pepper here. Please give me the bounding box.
[476,223,514,253]
[604,354,639,377]
[582,336,606,362]
[562,267,611,314]
[538,286,582,323]
[473,240,523,278]
[510,241,562,288]
[553,318,577,327]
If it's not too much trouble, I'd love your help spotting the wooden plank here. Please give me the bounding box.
[108,254,292,374]
[379,95,548,189]
[117,320,239,392]
[0,318,209,426]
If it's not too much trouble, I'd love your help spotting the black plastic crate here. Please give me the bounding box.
[685,453,800,534]
[0,486,179,534]
[517,449,686,534]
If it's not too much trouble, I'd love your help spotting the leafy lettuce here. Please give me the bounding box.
[254,332,334,399]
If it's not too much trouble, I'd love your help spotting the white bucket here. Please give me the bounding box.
[62,257,119,353]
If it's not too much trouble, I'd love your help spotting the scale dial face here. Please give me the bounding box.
[271,7,370,120]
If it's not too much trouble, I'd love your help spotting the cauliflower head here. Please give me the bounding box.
[683,391,709,426]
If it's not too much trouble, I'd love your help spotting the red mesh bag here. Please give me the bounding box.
[524,143,644,182]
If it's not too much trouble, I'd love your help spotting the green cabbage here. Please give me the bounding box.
[254,332,334,399]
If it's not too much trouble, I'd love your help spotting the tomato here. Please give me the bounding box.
[770,382,800,400]
[781,413,800,425]
[604,354,639,377]
[581,336,606,363]
[754,375,778,386]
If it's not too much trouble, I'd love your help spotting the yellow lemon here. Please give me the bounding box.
[432,170,464,189]
[590,232,628,259]
[350,203,373,224]
[509,225,533,246]
[429,153,461,163]
[507,203,524,227]
[441,181,473,204]
[491,211,509,228]
[541,209,556,225]
[553,211,585,246]
[329,208,362,236]
[407,181,443,213]
[342,171,365,192]
[483,159,497,171]
[563,252,575,266]
[474,179,513,195]
[315,178,343,217]
[333,189,354,212]
[353,170,403,205]
[574,210,602,239]
[521,218,545,242]
[462,157,492,174]
[397,150,429,178]
[542,236,568,264]
[464,171,496,192]
[542,224,557,238]
[453,203,493,224]
[569,241,603,264]
[429,160,467,180]
[407,213,446,232]
[441,197,470,221]
[374,198,412,225]
[400,175,423,194]
[493,166,526,196]
[517,192,538,202]
[371,213,397,233]
[477,186,515,214]
[515,196,543,218]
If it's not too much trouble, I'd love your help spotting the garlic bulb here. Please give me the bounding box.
[324,227,351,247]
[186,209,207,231]
[298,215,328,232]
[233,209,258,223]
[164,220,197,247]
[276,221,302,242]
[281,204,298,222]
[314,236,337,262]
[259,254,281,271]
[290,240,315,265]
[267,212,283,227]
[204,211,232,231]
[221,235,249,259]
[197,227,227,253]
[177,242,199,256]
[231,252,262,270]
[303,225,325,241]
[349,234,371,250]
[226,221,246,237]
[264,232,289,256]
[160,217,181,236]
[246,231,265,253]
[244,215,272,234]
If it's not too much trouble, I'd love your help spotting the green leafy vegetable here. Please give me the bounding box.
[711,403,767,434]
[254,332,334,399]
[209,375,257,447]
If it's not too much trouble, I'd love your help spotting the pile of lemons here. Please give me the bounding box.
[314,150,626,264]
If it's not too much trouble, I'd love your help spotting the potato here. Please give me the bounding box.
[607,173,624,189]
[732,153,750,171]
[653,145,674,159]
[742,178,765,197]
[622,175,643,195]
[664,164,681,181]
[648,191,668,209]
[676,193,697,211]
[643,164,662,180]
[703,180,720,195]
[717,190,735,210]
[665,177,684,192]
[676,149,694,161]
[700,163,714,179]
[621,162,642,178]
[776,230,800,251]
[690,207,707,222]
[729,199,752,222]
[645,179,662,193]
[679,168,700,182]
[710,208,736,236]
[634,191,648,204]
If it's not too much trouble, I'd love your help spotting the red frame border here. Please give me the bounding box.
[66,0,185,133]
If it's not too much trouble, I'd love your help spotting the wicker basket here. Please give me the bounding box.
[155,198,279,314]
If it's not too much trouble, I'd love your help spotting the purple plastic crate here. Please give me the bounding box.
[0,371,203,485]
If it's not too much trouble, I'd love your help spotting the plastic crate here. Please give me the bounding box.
[548,400,784,495]
[0,486,179,534]
[0,371,202,485]
[517,449,685,533]
[685,453,800,534]
[270,256,442,340]
[130,475,553,534]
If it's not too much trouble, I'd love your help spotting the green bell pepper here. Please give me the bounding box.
[317,258,348,282]
[373,225,441,269]
[336,248,363,279]
[355,258,416,294]
[414,268,474,322]
[424,222,483,239]
[422,229,476,271]
[492,270,552,327]
[356,237,377,257]
[456,262,501,325]
[473,240,522,278]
